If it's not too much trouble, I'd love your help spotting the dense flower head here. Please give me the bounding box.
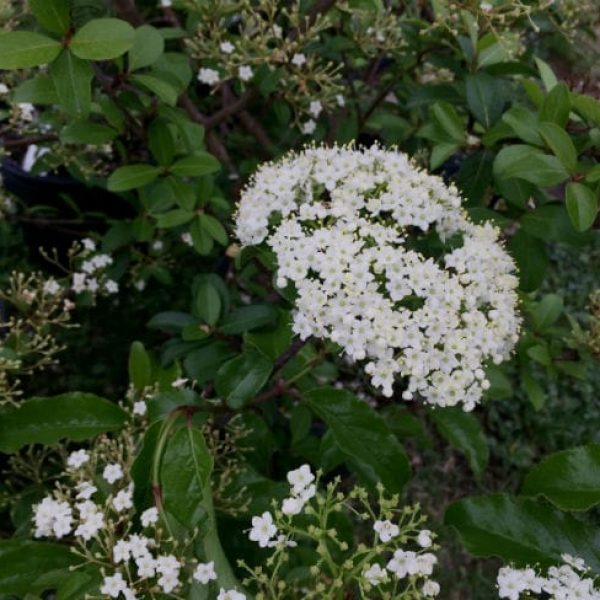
[236,145,521,409]
[497,555,600,599]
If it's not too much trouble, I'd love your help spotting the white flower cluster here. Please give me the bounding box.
[498,555,600,600]
[246,465,440,597]
[236,145,521,409]
[71,238,118,296]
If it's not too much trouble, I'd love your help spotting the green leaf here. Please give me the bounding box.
[521,368,545,410]
[219,304,279,335]
[129,341,151,391]
[0,31,61,69]
[466,73,504,128]
[194,279,221,326]
[538,122,577,173]
[70,18,135,60]
[107,164,160,192]
[246,310,293,361]
[215,349,273,410]
[155,208,194,228]
[305,388,410,493]
[431,408,489,478]
[60,120,117,145]
[160,426,213,527]
[199,213,228,245]
[147,311,196,333]
[14,74,58,105]
[445,494,600,570]
[49,49,93,118]
[502,106,543,146]
[170,154,221,177]
[508,229,548,292]
[190,216,213,255]
[534,56,558,91]
[432,102,466,143]
[183,342,237,385]
[530,294,564,330]
[0,393,127,453]
[572,93,600,128]
[128,25,164,71]
[30,0,70,35]
[0,540,78,595]
[131,421,162,510]
[522,445,600,511]
[494,145,569,187]
[131,73,178,106]
[539,83,571,128]
[565,182,598,232]
[148,119,175,166]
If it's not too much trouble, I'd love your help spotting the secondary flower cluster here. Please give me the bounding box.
[242,465,440,599]
[236,145,521,409]
[497,555,600,599]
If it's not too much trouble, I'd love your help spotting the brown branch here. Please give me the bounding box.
[2,134,58,149]
[239,110,274,151]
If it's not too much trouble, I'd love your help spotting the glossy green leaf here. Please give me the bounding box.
[156,208,194,228]
[70,18,135,60]
[534,56,558,91]
[215,349,273,410]
[60,120,117,145]
[161,426,213,527]
[538,121,577,173]
[14,74,58,104]
[305,388,410,492]
[194,279,221,326]
[572,93,600,128]
[129,341,151,391]
[190,216,213,255]
[183,342,237,385]
[30,0,70,34]
[521,368,545,410]
[0,393,127,453]
[147,311,197,333]
[494,145,569,187]
[107,164,160,192]
[131,73,178,106]
[431,408,489,478]
[199,213,228,245]
[530,294,564,330]
[245,310,293,361]
[170,154,221,177]
[219,304,279,335]
[523,445,600,511]
[466,72,504,128]
[0,31,61,69]
[508,229,548,292]
[565,182,598,232]
[445,494,600,570]
[49,50,93,118]
[0,540,78,595]
[128,25,164,71]
[502,106,543,146]
[148,119,175,166]
[539,83,570,128]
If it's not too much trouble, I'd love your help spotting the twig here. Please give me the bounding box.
[2,134,58,149]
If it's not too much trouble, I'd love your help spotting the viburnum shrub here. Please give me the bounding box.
[0,0,600,599]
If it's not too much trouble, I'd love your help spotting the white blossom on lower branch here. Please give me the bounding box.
[235,145,521,410]
[241,463,441,599]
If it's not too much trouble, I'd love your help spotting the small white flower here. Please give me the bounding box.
[193,561,217,584]
[418,529,433,548]
[373,519,400,543]
[291,53,306,67]
[160,0,172,7]
[76,481,97,500]
[43,279,61,295]
[33,497,72,539]
[134,279,146,291]
[128,534,151,558]
[336,94,345,107]
[141,507,159,527]
[152,240,163,251]
[100,572,127,598]
[86,277,99,293]
[0,83,9,95]
[364,563,388,586]
[198,67,220,86]
[248,511,277,547]
[104,279,119,294]
[220,41,235,54]
[423,580,441,596]
[480,1,493,11]
[72,273,87,293]
[301,120,316,135]
[18,103,35,121]
[103,463,124,484]
[308,100,322,118]
[181,232,193,246]
[287,464,315,494]
[133,400,147,416]
[136,554,156,579]
[113,540,131,563]
[81,238,96,251]
[238,65,253,82]
[172,377,189,388]
[112,484,134,512]
[281,496,304,516]
[67,449,90,469]
[217,589,246,600]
